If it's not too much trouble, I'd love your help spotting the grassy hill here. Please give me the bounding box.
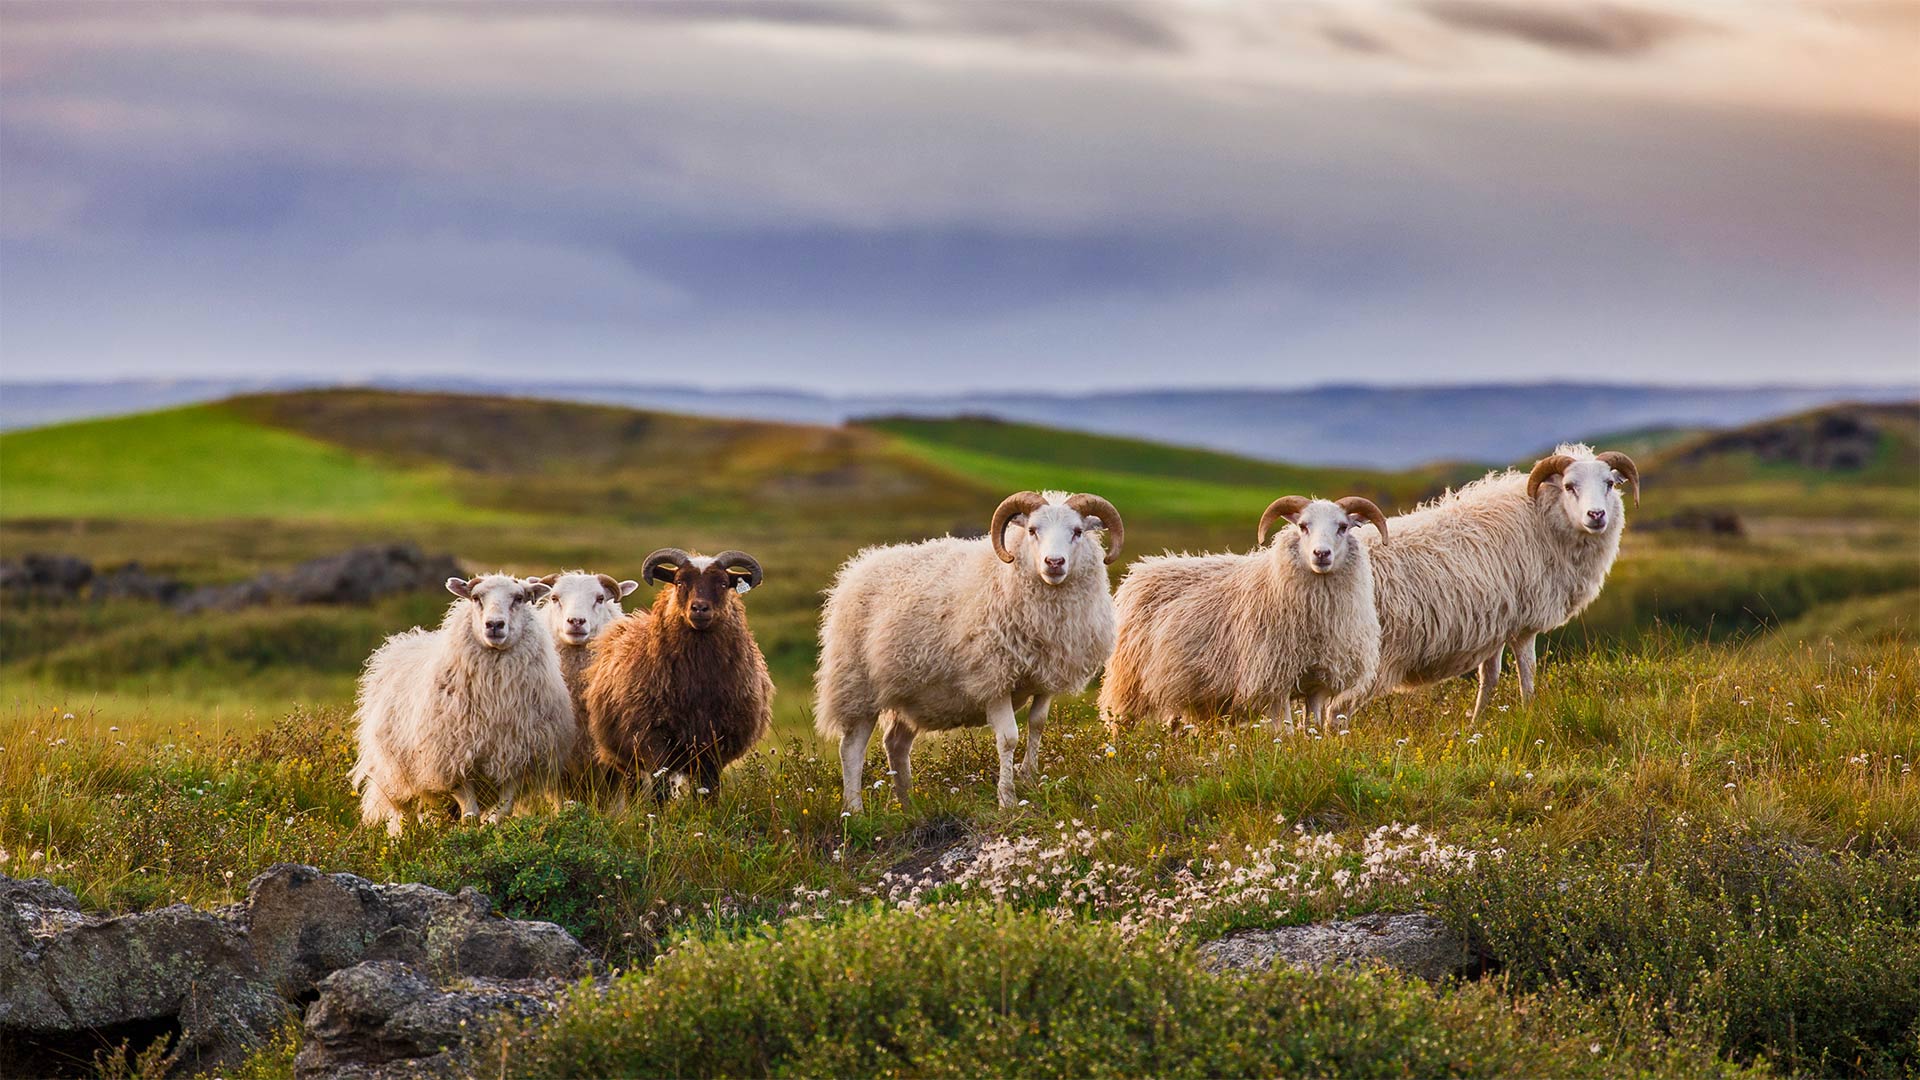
[2,392,1914,729]
[2,391,1917,1077]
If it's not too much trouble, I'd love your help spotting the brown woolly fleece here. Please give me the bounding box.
[583,555,773,794]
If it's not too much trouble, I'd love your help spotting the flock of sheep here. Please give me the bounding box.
[350,444,1637,831]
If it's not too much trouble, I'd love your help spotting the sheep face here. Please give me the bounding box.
[643,549,765,632]
[1547,459,1628,536]
[445,574,551,650]
[1011,502,1101,586]
[1282,500,1368,575]
[540,571,638,646]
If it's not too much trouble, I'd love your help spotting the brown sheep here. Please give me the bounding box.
[584,547,773,799]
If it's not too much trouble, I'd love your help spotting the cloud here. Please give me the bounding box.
[1418,1,1698,57]
[0,1,1912,390]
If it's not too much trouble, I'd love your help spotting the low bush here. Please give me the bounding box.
[1436,818,1920,1076]
[503,905,1747,1079]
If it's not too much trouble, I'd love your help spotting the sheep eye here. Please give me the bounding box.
[1072,528,1083,539]
[1028,526,1037,536]
[1338,523,1349,533]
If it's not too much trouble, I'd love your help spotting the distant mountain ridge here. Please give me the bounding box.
[3,377,1912,469]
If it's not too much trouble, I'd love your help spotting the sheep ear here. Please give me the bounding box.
[445,577,473,599]
[618,579,640,598]
[525,581,552,603]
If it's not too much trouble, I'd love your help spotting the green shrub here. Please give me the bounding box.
[503,905,1746,1079]
[1436,819,1920,1076]
[402,808,652,961]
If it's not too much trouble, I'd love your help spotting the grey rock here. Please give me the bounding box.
[1198,913,1472,983]
[0,553,93,600]
[0,888,287,1073]
[244,864,593,1000]
[293,960,568,1080]
[176,543,465,613]
[91,561,188,603]
[0,876,82,912]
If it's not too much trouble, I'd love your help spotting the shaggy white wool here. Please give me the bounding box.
[1101,502,1379,728]
[815,492,1118,809]
[1335,444,1627,717]
[351,576,575,834]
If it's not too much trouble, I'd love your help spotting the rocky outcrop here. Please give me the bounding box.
[294,961,571,1080]
[1198,912,1473,983]
[0,883,286,1074]
[177,543,466,612]
[0,866,594,1077]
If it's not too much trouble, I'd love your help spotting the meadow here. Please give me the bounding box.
[1,391,1916,1077]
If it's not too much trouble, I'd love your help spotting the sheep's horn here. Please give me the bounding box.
[641,548,692,586]
[1065,493,1125,564]
[1596,451,1640,506]
[1258,496,1312,545]
[594,572,620,597]
[1337,496,1389,544]
[989,491,1049,563]
[1527,454,1576,499]
[712,550,764,590]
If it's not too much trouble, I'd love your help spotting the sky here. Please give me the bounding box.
[1,1,1916,393]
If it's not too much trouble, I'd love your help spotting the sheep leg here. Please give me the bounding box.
[838,716,877,813]
[990,698,1021,808]
[1018,694,1051,782]
[883,721,917,806]
[1513,634,1538,700]
[453,782,481,820]
[1305,690,1333,730]
[1470,650,1503,720]
[482,779,518,824]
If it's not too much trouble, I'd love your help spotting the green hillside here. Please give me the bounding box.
[0,404,475,521]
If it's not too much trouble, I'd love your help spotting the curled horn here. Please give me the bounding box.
[1526,454,1576,499]
[1337,496,1389,544]
[1065,493,1125,564]
[641,548,692,586]
[1596,451,1640,506]
[989,491,1049,563]
[712,550,764,590]
[1257,496,1312,545]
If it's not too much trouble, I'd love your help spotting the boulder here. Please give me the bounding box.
[1,867,595,1076]
[294,961,570,1080]
[0,554,94,600]
[90,561,188,603]
[175,543,465,612]
[0,889,287,1074]
[1198,912,1472,983]
[243,864,593,1000]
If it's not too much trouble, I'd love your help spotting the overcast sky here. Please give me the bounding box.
[2,1,1915,392]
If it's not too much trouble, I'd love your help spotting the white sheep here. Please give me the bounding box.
[1100,495,1388,731]
[538,569,641,726]
[815,490,1123,810]
[1333,444,1639,720]
[350,573,575,835]
[536,569,639,804]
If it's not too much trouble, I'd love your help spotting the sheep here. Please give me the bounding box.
[1332,444,1639,720]
[583,548,773,799]
[538,569,640,722]
[350,573,575,836]
[536,569,639,800]
[1100,495,1388,732]
[815,490,1124,811]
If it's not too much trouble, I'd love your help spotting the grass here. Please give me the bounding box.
[0,405,479,522]
[1,389,1917,1076]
